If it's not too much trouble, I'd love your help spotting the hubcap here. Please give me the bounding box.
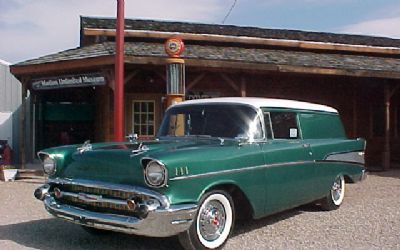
[198,200,226,241]
[331,176,343,203]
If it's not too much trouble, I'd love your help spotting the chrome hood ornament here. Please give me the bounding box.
[77,140,92,154]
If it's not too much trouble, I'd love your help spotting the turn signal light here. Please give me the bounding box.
[54,187,62,199]
[127,199,136,210]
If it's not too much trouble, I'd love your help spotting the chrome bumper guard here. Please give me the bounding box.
[36,184,197,237]
[359,169,367,182]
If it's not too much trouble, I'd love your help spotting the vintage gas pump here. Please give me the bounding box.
[165,37,185,107]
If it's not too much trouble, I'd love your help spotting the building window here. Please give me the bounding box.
[132,101,155,137]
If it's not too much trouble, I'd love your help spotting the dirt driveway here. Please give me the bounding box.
[1,170,399,250]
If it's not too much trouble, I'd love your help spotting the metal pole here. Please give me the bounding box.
[114,0,125,142]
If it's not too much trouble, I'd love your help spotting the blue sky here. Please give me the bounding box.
[1,0,400,64]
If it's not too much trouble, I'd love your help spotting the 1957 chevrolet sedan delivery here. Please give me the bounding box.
[34,97,366,249]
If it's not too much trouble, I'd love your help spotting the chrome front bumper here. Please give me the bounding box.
[36,185,197,237]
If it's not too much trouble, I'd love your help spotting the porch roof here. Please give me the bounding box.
[12,42,400,79]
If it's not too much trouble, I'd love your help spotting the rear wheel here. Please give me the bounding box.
[179,190,235,250]
[321,175,345,210]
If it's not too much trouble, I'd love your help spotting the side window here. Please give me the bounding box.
[270,112,299,139]
[263,112,273,139]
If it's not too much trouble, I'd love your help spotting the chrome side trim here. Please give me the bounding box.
[170,157,365,181]
[324,151,365,165]
[170,161,314,181]
[48,178,170,208]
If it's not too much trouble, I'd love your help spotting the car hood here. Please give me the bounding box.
[48,138,235,185]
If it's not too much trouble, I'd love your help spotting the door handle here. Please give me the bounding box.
[302,143,310,148]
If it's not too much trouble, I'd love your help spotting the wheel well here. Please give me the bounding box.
[344,175,354,183]
[205,184,254,221]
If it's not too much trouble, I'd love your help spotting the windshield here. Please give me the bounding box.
[158,104,263,139]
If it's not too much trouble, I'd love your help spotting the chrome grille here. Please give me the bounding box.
[54,184,147,213]
[61,195,129,212]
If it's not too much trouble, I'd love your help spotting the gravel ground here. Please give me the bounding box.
[0,170,399,250]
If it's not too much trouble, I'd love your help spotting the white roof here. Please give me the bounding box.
[173,97,338,113]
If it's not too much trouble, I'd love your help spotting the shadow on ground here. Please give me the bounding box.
[0,218,182,250]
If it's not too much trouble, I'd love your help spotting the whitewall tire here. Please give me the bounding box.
[179,190,235,250]
[321,175,345,210]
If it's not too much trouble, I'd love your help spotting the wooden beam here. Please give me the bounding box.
[395,104,398,139]
[389,84,400,98]
[186,73,205,91]
[102,69,115,91]
[383,84,391,170]
[277,64,400,79]
[352,82,358,137]
[154,71,166,82]
[10,56,115,76]
[124,70,139,85]
[126,56,400,80]
[240,76,247,97]
[220,73,240,92]
[83,28,400,56]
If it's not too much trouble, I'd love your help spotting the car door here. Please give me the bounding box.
[261,110,316,215]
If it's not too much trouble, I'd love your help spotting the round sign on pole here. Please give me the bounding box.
[165,37,185,58]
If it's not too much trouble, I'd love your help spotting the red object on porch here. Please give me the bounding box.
[2,144,12,165]
[114,0,125,142]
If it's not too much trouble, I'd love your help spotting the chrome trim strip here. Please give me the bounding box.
[170,158,365,181]
[48,178,170,208]
[170,161,314,181]
[315,160,364,167]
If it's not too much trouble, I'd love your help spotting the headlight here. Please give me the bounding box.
[41,154,56,175]
[144,160,167,187]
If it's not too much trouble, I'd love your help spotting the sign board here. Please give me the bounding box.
[186,91,220,100]
[31,73,106,90]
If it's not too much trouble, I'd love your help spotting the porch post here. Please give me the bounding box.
[114,0,125,141]
[383,84,391,170]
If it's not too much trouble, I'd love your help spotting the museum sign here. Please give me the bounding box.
[31,73,106,90]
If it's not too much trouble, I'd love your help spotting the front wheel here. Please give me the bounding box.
[320,175,345,210]
[179,190,235,250]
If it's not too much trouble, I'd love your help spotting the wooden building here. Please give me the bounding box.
[10,17,400,169]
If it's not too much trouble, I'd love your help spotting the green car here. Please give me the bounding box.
[34,97,366,249]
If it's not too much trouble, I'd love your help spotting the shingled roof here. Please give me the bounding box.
[81,16,400,48]
[14,42,400,78]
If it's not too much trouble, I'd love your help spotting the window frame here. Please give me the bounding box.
[132,100,156,137]
[261,108,302,140]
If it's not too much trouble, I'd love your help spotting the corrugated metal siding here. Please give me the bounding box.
[0,62,22,112]
[0,60,22,158]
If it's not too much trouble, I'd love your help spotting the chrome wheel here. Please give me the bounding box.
[331,175,345,206]
[195,192,233,249]
[198,200,227,242]
[179,190,234,250]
